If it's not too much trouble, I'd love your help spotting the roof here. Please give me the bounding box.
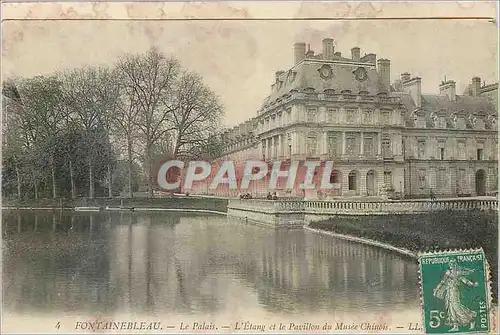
[261,59,385,108]
[421,94,496,114]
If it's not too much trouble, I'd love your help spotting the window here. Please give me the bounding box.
[330,170,340,184]
[363,110,373,124]
[384,171,393,190]
[307,108,317,123]
[346,133,356,156]
[438,116,446,129]
[381,111,390,125]
[273,137,278,158]
[440,148,445,160]
[477,148,484,161]
[348,171,357,190]
[417,140,426,159]
[286,109,292,124]
[306,135,317,157]
[415,114,426,128]
[286,134,292,157]
[489,167,498,190]
[382,134,391,158]
[419,169,427,189]
[458,169,467,193]
[328,133,338,157]
[457,117,466,129]
[458,141,466,159]
[346,109,357,123]
[364,136,374,157]
[437,169,447,189]
[327,108,338,123]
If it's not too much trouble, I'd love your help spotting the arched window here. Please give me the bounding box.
[330,170,340,184]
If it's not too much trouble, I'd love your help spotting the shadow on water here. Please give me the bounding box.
[2,210,419,316]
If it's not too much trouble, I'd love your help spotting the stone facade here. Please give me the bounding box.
[190,39,498,199]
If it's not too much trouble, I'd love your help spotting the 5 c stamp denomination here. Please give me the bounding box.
[418,249,492,334]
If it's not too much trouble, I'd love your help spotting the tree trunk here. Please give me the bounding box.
[148,157,154,198]
[89,159,94,199]
[34,182,39,200]
[51,162,57,199]
[69,160,76,198]
[127,139,133,198]
[147,144,154,199]
[108,163,113,198]
[15,163,21,200]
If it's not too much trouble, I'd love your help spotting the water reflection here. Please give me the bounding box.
[2,211,419,316]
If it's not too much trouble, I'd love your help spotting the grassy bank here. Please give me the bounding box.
[2,196,229,213]
[309,209,498,302]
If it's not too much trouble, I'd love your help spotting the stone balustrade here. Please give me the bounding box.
[229,198,498,216]
[227,198,497,228]
[303,199,498,215]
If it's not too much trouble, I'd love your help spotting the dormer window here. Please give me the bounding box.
[363,110,373,124]
[324,89,335,98]
[457,115,466,129]
[381,110,392,125]
[414,111,426,128]
[438,116,446,129]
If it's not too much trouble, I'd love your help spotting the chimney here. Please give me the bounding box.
[402,77,422,108]
[334,51,341,57]
[401,72,411,83]
[294,42,306,65]
[351,47,360,61]
[471,76,481,96]
[322,38,334,60]
[439,80,456,101]
[377,58,391,92]
[305,44,315,58]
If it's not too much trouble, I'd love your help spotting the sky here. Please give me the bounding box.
[2,17,498,127]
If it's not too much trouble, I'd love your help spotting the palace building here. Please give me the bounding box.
[190,38,498,199]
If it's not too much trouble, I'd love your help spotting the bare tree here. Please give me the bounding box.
[169,71,224,160]
[116,47,180,198]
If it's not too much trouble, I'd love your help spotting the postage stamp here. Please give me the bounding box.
[418,249,492,334]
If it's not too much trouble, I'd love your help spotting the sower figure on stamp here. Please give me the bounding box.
[433,260,478,332]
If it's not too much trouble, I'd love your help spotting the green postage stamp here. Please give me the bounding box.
[418,249,493,334]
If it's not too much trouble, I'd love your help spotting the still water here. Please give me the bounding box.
[2,210,420,328]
